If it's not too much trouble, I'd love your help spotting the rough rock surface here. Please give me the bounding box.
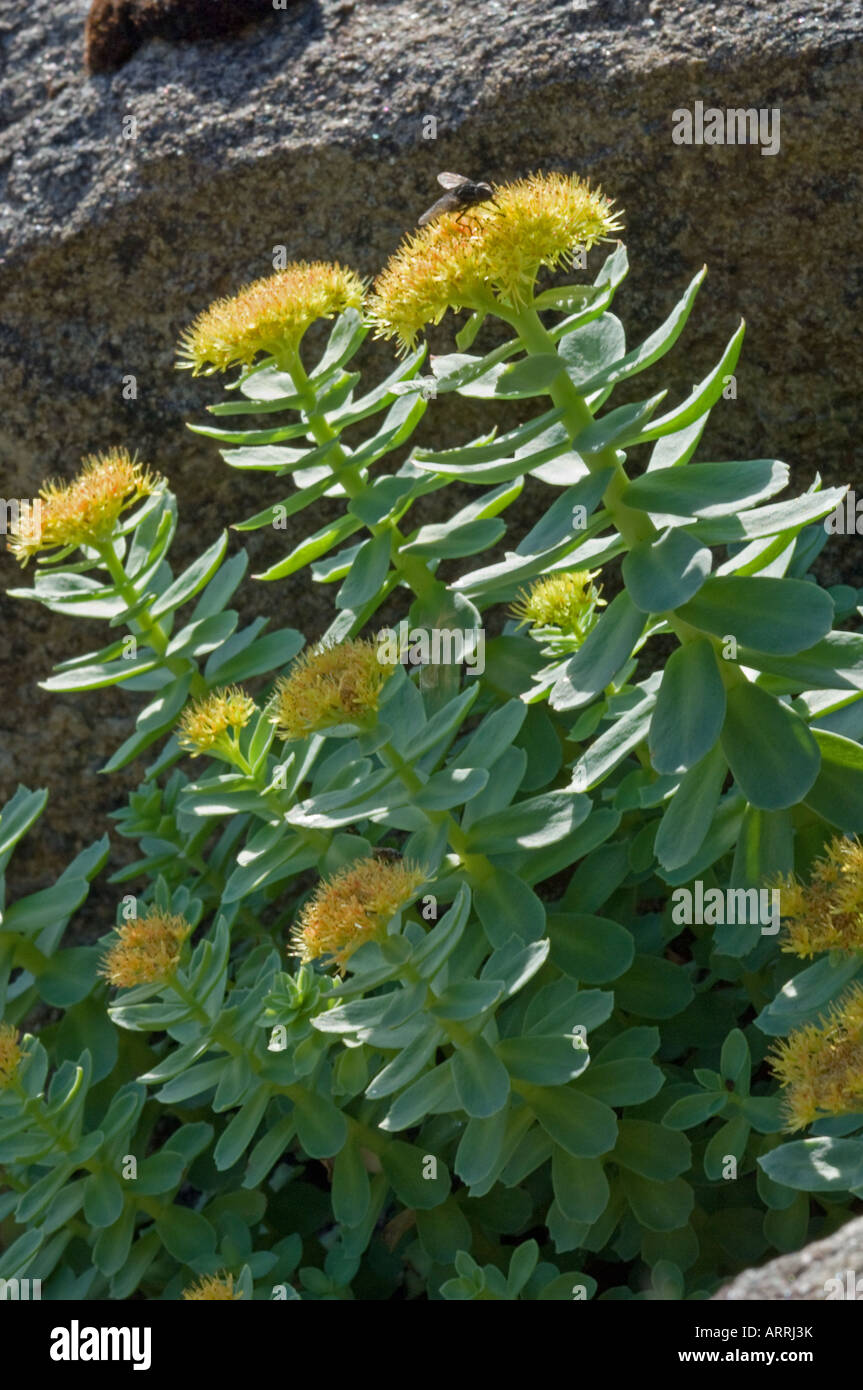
[0,0,860,913]
[714,1215,863,1300]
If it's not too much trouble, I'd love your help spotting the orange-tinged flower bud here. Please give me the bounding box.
[100,908,192,988]
[7,448,161,566]
[0,1023,23,1088]
[291,855,427,967]
[271,639,395,740]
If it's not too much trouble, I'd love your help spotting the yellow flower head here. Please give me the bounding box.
[100,908,192,988]
[291,855,427,967]
[271,639,395,740]
[7,449,161,566]
[177,686,257,757]
[772,836,863,958]
[367,171,622,350]
[182,1271,242,1301]
[770,984,863,1130]
[178,261,366,374]
[511,570,605,639]
[0,1023,23,1088]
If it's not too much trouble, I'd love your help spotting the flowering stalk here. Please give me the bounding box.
[500,301,749,704]
[281,348,441,603]
[92,536,208,694]
[181,263,440,605]
[6,449,206,681]
[501,301,653,547]
[373,736,495,885]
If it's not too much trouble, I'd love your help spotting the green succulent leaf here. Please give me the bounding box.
[649,639,726,775]
[758,1139,863,1193]
[720,682,821,811]
[521,1083,618,1158]
[678,577,834,656]
[622,528,712,614]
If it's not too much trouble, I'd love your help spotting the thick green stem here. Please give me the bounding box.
[14,1087,78,1158]
[506,301,737,663]
[3,936,47,977]
[96,542,208,696]
[507,305,654,548]
[167,975,264,1069]
[284,350,437,602]
[378,740,493,882]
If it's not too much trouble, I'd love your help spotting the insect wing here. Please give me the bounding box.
[418,191,460,226]
[437,172,470,189]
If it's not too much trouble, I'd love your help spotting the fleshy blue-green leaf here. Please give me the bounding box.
[803,730,863,831]
[522,1083,618,1158]
[720,682,820,811]
[548,913,635,984]
[623,459,788,520]
[678,577,834,656]
[649,639,726,774]
[654,742,727,870]
[623,529,712,614]
[150,531,228,618]
[758,1139,863,1193]
[550,591,645,711]
[452,1037,511,1118]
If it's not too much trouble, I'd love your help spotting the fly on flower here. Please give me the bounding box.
[372,847,401,863]
[418,172,499,227]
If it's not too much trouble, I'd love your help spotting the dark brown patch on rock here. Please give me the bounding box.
[85,0,281,74]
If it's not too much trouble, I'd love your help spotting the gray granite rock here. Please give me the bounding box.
[0,0,860,909]
[714,1216,863,1300]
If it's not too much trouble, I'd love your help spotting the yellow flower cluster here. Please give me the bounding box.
[291,855,426,967]
[511,570,604,639]
[7,449,161,566]
[771,985,863,1130]
[367,172,622,350]
[182,1272,242,1301]
[773,836,863,958]
[271,639,395,740]
[0,1023,23,1088]
[178,261,365,374]
[100,909,192,988]
[177,686,257,757]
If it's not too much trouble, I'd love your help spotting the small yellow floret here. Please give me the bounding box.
[177,687,257,757]
[771,984,863,1130]
[100,909,192,988]
[291,856,427,967]
[772,836,863,958]
[182,1272,242,1301]
[7,449,161,566]
[178,261,365,374]
[367,171,622,350]
[511,570,604,639]
[271,640,395,740]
